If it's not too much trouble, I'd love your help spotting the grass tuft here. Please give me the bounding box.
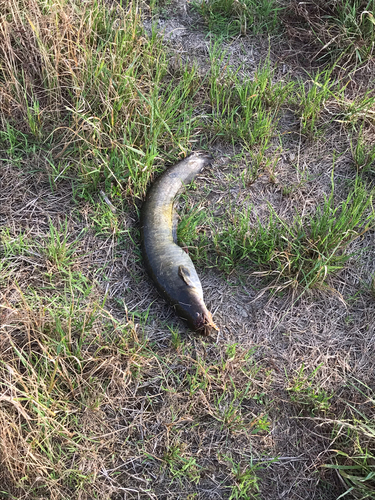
[288,0,375,66]
[351,125,375,175]
[194,0,282,38]
[181,178,375,290]
[323,380,375,499]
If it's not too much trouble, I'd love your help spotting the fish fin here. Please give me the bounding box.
[178,265,194,287]
[172,209,179,244]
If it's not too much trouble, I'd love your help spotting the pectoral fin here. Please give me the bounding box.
[178,265,194,287]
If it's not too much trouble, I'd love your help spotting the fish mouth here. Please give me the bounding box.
[188,151,214,164]
[177,298,218,335]
[187,292,218,335]
[193,309,219,336]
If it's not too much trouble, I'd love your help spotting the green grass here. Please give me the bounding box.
[323,0,375,64]
[208,47,291,147]
[286,363,333,415]
[0,0,202,198]
[180,177,375,289]
[288,0,375,66]
[194,0,282,37]
[0,285,144,498]
[351,125,375,175]
[295,68,339,137]
[225,458,261,499]
[323,380,375,499]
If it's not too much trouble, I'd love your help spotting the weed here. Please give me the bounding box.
[195,178,375,289]
[323,380,375,499]
[286,364,333,415]
[337,91,375,127]
[184,359,211,396]
[222,454,267,499]
[194,0,282,38]
[162,444,202,484]
[295,68,338,137]
[86,199,124,238]
[213,378,253,430]
[351,126,375,174]
[289,0,375,66]
[44,220,79,271]
[208,48,290,146]
[0,123,34,163]
[241,144,282,185]
[168,325,183,349]
[1,228,32,258]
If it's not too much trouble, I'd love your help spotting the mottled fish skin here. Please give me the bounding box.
[141,153,218,334]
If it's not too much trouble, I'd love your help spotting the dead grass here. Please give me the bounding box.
[283,0,375,69]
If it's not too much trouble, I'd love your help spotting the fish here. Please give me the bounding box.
[141,152,218,334]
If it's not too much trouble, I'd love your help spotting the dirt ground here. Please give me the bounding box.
[140,8,375,381]
[113,6,375,498]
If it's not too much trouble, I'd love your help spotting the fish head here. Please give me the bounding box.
[176,265,218,334]
[176,292,218,335]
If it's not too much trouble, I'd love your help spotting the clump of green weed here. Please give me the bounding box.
[230,181,373,288]
[295,69,339,137]
[222,454,271,499]
[323,380,375,499]
[208,48,292,147]
[194,0,282,37]
[286,364,333,415]
[182,180,374,290]
[161,444,203,485]
[351,126,375,174]
[289,0,375,66]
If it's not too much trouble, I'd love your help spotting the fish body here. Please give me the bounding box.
[141,153,217,333]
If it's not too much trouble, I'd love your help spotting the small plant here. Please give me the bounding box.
[162,445,202,484]
[336,91,375,127]
[351,127,375,174]
[0,123,33,163]
[213,384,249,430]
[222,454,268,499]
[242,144,282,185]
[185,360,210,396]
[177,200,208,247]
[168,325,182,349]
[24,92,43,139]
[323,380,375,499]
[1,228,31,258]
[44,220,78,270]
[296,69,337,137]
[286,364,333,414]
[194,0,282,38]
[326,450,375,499]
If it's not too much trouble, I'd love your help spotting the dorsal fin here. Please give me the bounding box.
[172,208,179,244]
